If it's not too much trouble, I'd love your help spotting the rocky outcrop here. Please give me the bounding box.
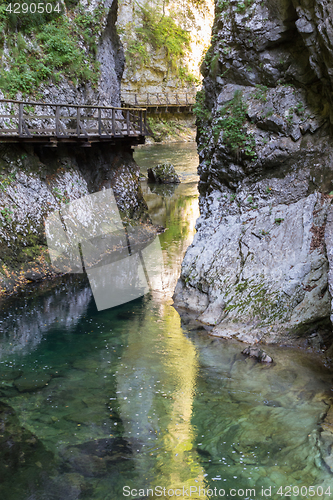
[173,0,333,346]
[0,0,157,295]
[0,143,152,295]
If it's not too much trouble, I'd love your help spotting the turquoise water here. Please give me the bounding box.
[0,142,332,499]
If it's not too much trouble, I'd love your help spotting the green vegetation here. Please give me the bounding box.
[264,108,274,118]
[146,116,187,142]
[286,108,294,125]
[0,1,107,97]
[193,89,211,124]
[295,102,305,117]
[212,90,256,158]
[217,0,229,11]
[0,207,13,224]
[0,169,17,192]
[122,2,197,84]
[254,84,268,101]
[274,217,284,224]
[216,0,254,14]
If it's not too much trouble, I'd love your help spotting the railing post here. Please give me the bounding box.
[135,94,138,106]
[126,109,130,135]
[76,107,80,137]
[185,93,188,105]
[56,106,60,137]
[112,108,115,135]
[139,110,143,135]
[18,103,23,136]
[98,108,102,136]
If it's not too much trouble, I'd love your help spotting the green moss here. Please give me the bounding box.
[212,90,256,157]
[224,278,286,324]
[0,1,107,97]
[122,2,197,84]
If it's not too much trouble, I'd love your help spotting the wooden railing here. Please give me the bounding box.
[0,99,147,141]
[121,91,197,107]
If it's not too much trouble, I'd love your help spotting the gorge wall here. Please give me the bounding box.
[173,0,333,350]
[0,0,152,295]
[117,0,214,95]
[117,0,214,143]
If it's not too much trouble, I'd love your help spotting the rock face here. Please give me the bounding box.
[173,0,333,345]
[0,1,156,295]
[0,143,152,295]
[117,0,214,95]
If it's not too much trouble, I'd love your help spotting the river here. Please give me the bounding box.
[0,142,332,499]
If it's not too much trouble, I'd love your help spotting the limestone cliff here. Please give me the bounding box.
[0,0,152,295]
[174,0,333,348]
[117,0,214,95]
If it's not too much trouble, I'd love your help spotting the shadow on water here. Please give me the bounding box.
[0,142,332,499]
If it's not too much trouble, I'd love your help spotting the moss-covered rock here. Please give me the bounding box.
[148,163,181,184]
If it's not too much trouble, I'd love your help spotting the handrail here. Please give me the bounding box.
[0,98,146,112]
[0,99,148,141]
[121,91,197,107]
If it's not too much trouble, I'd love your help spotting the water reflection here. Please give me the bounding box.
[117,304,208,498]
[0,276,92,358]
[0,143,332,500]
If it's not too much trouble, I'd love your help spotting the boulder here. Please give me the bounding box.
[147,163,180,184]
[242,346,273,363]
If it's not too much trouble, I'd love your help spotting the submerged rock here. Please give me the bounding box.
[147,163,180,184]
[242,346,273,364]
[60,438,132,477]
[14,372,52,392]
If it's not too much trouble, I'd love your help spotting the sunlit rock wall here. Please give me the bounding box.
[174,0,333,347]
[117,0,214,95]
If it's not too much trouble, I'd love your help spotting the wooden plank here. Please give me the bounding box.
[112,109,115,135]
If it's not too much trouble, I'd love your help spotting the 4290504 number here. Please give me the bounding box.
[277,485,332,497]
[5,3,61,14]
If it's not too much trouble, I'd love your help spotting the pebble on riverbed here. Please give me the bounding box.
[241,345,273,363]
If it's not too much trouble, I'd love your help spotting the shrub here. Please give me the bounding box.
[0,1,106,97]
[213,90,256,158]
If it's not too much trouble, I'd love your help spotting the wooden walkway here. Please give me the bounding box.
[121,91,196,112]
[0,99,147,147]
